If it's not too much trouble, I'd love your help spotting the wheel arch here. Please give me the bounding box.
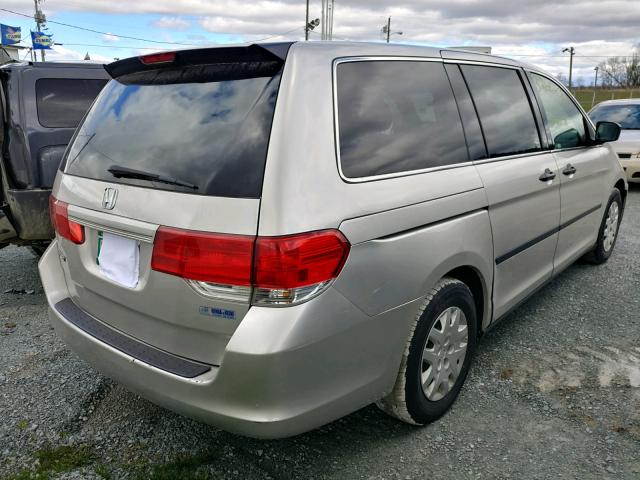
[442,265,489,338]
[614,178,627,209]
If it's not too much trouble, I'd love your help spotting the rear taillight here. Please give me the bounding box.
[252,231,350,305]
[151,227,254,286]
[49,195,85,244]
[151,227,350,306]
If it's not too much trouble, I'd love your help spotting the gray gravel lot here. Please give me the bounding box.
[1,187,639,480]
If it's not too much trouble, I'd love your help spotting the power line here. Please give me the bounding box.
[0,7,302,47]
[3,6,636,60]
[59,43,169,50]
[0,7,200,45]
[63,27,303,49]
[252,26,303,42]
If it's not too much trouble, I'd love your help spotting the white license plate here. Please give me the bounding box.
[97,231,140,288]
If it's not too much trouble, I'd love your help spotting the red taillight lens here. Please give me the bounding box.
[139,51,176,65]
[255,230,350,289]
[150,227,350,304]
[151,227,255,286]
[49,195,85,244]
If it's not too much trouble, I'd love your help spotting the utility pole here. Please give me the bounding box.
[305,0,310,41]
[591,66,599,109]
[381,17,402,43]
[304,1,319,41]
[320,0,334,41]
[33,0,46,62]
[563,46,575,89]
[386,17,391,43]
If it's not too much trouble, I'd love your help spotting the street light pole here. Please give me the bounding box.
[386,17,391,43]
[33,0,46,62]
[305,0,310,41]
[563,46,575,89]
[591,66,599,109]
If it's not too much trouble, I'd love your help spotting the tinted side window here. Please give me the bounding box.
[36,78,107,128]
[461,65,541,158]
[530,73,587,149]
[336,61,468,179]
[444,64,487,161]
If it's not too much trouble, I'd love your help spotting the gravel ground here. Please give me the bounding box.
[1,186,639,480]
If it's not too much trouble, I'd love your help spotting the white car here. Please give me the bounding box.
[589,99,640,183]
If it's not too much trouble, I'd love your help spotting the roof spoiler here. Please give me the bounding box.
[104,43,293,84]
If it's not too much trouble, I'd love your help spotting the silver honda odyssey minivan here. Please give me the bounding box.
[39,42,627,438]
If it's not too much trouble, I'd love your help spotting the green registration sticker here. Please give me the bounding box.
[96,231,103,265]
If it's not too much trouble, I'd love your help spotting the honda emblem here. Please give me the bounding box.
[102,188,118,210]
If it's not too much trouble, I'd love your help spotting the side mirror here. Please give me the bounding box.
[595,121,621,144]
[554,128,581,149]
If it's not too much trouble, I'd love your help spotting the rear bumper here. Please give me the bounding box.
[39,241,417,438]
[619,158,640,183]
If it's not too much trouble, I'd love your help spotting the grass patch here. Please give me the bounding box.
[8,445,97,480]
[95,463,112,479]
[16,419,29,431]
[571,88,640,111]
[132,451,217,480]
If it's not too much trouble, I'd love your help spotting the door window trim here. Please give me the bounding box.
[332,56,474,184]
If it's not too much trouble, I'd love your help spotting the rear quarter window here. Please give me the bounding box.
[335,60,468,179]
[35,78,107,128]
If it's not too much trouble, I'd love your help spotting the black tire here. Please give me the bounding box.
[583,189,623,265]
[377,277,477,425]
[29,243,49,257]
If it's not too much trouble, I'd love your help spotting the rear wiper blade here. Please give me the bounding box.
[107,165,198,190]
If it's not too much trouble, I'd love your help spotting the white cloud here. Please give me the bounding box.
[101,33,120,42]
[45,44,112,63]
[3,0,639,78]
[153,16,192,30]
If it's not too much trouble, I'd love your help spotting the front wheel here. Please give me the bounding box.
[583,189,623,265]
[377,277,477,425]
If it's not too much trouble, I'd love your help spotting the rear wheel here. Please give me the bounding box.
[377,277,477,425]
[29,243,49,257]
[583,189,622,265]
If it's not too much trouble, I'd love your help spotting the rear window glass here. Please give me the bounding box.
[64,72,281,198]
[461,65,541,158]
[336,60,468,179]
[35,78,107,128]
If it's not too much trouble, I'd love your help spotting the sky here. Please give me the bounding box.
[1,0,639,86]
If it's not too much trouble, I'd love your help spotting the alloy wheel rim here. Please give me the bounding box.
[421,306,468,402]
[603,202,619,253]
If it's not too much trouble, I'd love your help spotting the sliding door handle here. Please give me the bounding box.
[562,164,577,176]
[539,168,556,182]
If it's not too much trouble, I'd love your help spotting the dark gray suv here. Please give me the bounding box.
[0,61,108,253]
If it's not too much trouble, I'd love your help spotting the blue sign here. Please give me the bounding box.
[31,31,53,50]
[1,24,22,45]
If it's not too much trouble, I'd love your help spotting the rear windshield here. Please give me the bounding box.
[589,104,640,129]
[64,71,281,198]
